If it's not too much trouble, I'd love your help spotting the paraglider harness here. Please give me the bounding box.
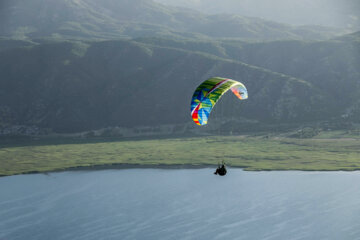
[214,161,227,176]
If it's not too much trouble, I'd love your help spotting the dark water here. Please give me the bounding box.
[1,169,360,240]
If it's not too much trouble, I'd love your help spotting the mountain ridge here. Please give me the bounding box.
[0,0,347,41]
[0,39,332,133]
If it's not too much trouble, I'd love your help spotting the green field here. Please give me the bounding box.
[1,133,360,176]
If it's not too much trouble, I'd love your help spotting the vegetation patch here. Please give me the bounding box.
[1,134,360,176]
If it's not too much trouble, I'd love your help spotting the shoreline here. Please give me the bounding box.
[2,134,360,178]
[2,163,360,178]
[0,163,219,178]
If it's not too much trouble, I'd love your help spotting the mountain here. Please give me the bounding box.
[155,0,360,31]
[0,39,332,133]
[335,31,360,42]
[0,0,358,135]
[0,38,35,52]
[0,0,347,41]
[220,36,360,121]
[134,33,360,121]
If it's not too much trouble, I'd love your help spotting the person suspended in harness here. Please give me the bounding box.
[214,161,227,176]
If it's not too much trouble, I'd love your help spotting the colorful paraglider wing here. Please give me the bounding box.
[231,83,248,100]
[190,77,248,125]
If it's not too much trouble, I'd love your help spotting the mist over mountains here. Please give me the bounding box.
[0,0,359,135]
[0,0,348,41]
[155,0,360,31]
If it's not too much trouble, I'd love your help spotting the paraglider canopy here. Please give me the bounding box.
[190,77,248,126]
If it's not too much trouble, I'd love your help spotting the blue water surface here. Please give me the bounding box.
[1,169,360,240]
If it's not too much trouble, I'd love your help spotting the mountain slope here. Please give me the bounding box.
[0,39,330,133]
[135,34,360,121]
[155,0,360,31]
[220,37,360,120]
[0,0,346,41]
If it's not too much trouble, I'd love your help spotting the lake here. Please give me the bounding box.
[1,169,360,240]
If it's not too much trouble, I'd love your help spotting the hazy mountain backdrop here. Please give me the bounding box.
[155,0,360,31]
[0,0,349,41]
[0,0,359,135]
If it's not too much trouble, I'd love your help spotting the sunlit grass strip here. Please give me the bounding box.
[1,136,360,176]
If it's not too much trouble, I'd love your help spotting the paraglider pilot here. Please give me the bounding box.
[214,160,227,176]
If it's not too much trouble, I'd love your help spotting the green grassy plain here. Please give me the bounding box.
[1,134,360,176]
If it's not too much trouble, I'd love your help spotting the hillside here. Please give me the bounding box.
[135,34,360,122]
[221,36,360,121]
[0,0,346,41]
[0,39,332,133]
[0,1,359,135]
[155,0,360,31]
